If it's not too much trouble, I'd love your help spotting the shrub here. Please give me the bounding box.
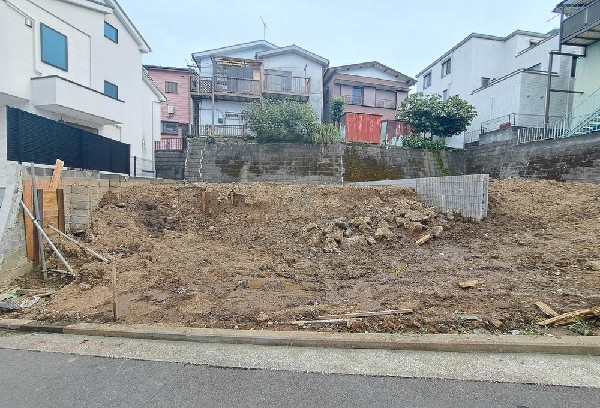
[244,99,318,143]
[402,135,447,150]
[312,123,342,144]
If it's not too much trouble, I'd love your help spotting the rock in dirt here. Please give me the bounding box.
[257,312,270,322]
[79,283,92,291]
[431,225,444,237]
[375,223,393,240]
[342,235,366,248]
[458,279,484,289]
[346,319,367,332]
[334,220,349,230]
[366,236,377,246]
[323,237,339,253]
[329,228,344,243]
[405,210,429,222]
[406,222,424,234]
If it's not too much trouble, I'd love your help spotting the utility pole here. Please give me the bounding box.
[260,17,267,41]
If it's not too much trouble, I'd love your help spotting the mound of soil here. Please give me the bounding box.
[5,179,600,335]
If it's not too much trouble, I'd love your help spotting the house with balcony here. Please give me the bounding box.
[145,65,193,151]
[190,41,329,137]
[0,0,164,183]
[322,62,416,123]
[538,0,600,139]
[415,30,581,148]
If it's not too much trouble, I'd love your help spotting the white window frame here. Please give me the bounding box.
[441,58,452,77]
[423,72,432,90]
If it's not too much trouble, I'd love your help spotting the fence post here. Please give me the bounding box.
[133,156,137,178]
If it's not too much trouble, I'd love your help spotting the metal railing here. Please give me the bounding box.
[190,76,261,96]
[375,99,397,109]
[343,95,363,105]
[154,138,185,151]
[561,0,600,42]
[480,113,564,134]
[200,124,248,137]
[264,74,310,94]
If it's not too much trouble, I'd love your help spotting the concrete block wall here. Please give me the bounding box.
[186,139,343,184]
[0,169,30,284]
[155,150,186,180]
[465,132,600,182]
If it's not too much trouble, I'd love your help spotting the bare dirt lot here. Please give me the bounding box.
[4,179,600,335]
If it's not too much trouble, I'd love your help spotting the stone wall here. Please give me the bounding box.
[186,139,344,184]
[465,132,600,182]
[182,139,460,184]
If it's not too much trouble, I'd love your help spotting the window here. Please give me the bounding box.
[423,72,432,90]
[165,81,178,93]
[104,22,118,43]
[442,89,449,101]
[481,77,491,88]
[104,80,118,99]
[162,121,178,134]
[352,87,363,105]
[571,56,578,78]
[441,58,452,77]
[41,23,68,71]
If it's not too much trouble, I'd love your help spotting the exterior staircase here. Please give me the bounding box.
[518,85,600,144]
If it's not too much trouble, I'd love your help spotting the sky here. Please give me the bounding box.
[119,0,562,78]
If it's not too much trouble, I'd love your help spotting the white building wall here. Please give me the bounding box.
[342,66,403,82]
[260,53,325,119]
[0,0,159,179]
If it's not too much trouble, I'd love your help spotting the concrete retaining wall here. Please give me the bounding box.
[465,132,600,183]
[155,150,186,180]
[0,167,30,284]
[182,139,461,184]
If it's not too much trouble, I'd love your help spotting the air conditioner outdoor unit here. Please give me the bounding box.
[167,105,175,115]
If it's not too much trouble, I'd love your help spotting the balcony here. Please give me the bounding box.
[155,137,185,151]
[200,124,249,137]
[375,99,397,109]
[190,76,261,101]
[31,76,124,125]
[263,74,310,101]
[560,0,600,47]
[343,95,363,105]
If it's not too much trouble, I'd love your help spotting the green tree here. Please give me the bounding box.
[330,97,345,125]
[396,93,477,138]
[244,99,318,143]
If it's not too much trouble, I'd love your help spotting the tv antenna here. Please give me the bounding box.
[260,16,267,40]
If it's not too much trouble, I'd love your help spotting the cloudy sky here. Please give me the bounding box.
[120,0,561,78]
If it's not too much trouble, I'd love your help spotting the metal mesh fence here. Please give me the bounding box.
[415,174,489,221]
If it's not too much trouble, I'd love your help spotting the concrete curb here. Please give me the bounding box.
[1,319,599,356]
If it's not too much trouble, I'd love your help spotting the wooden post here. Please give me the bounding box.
[201,189,207,213]
[57,189,66,233]
[111,260,118,322]
[35,188,47,279]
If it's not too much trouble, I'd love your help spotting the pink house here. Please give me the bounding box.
[145,65,192,150]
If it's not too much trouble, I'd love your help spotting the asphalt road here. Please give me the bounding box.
[1,348,599,408]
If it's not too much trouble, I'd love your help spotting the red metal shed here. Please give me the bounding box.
[341,112,382,144]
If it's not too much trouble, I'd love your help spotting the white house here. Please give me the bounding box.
[415,30,579,148]
[0,0,164,184]
[191,41,329,136]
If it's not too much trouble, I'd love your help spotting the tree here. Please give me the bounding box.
[396,93,477,138]
[244,99,318,143]
[330,96,345,125]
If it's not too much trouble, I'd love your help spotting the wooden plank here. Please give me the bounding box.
[57,189,66,232]
[35,188,46,276]
[111,260,118,322]
[535,301,559,317]
[317,309,413,320]
[50,159,64,189]
[537,307,600,326]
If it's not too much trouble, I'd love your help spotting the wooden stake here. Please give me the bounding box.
[47,225,109,263]
[201,190,207,213]
[111,260,118,322]
[57,189,66,233]
[31,164,47,278]
[21,200,75,276]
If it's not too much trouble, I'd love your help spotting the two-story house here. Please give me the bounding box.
[145,65,193,150]
[416,30,579,148]
[323,62,416,123]
[191,40,329,136]
[551,0,600,137]
[0,0,164,182]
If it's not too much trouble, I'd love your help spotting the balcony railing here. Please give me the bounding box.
[263,74,310,95]
[343,95,363,105]
[561,0,600,46]
[375,99,397,109]
[190,76,261,97]
[200,124,248,137]
[155,137,185,151]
